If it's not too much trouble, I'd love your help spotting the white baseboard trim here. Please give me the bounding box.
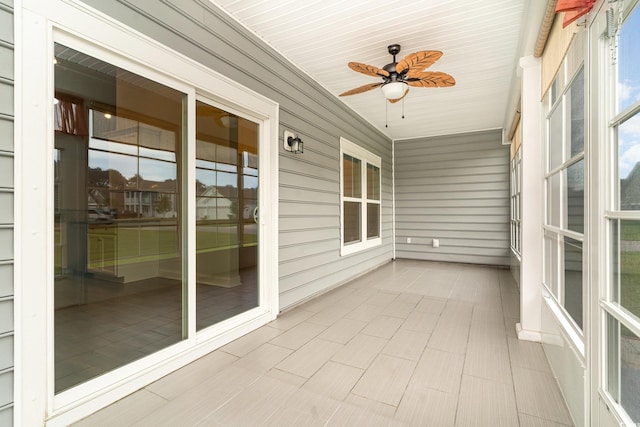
[516,323,542,342]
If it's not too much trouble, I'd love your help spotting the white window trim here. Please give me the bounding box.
[17,1,279,425]
[339,137,381,256]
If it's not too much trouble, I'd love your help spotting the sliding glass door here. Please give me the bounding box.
[53,43,263,394]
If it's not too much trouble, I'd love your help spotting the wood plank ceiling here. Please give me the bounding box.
[210,0,543,140]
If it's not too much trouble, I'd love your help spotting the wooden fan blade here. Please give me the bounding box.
[339,82,383,96]
[348,62,390,78]
[388,87,409,103]
[396,51,443,76]
[406,72,456,87]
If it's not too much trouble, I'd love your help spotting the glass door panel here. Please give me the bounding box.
[54,43,186,393]
[195,101,259,330]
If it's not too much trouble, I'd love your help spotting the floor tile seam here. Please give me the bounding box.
[460,367,515,386]
[267,323,329,350]
[140,387,171,403]
[348,388,401,410]
[497,269,525,427]
[508,361,553,375]
[517,412,573,427]
[451,302,477,427]
[361,349,421,421]
[379,347,424,363]
[194,384,248,424]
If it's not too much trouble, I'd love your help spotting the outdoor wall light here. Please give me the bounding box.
[283,130,304,154]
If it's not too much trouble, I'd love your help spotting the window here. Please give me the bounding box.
[340,137,381,255]
[603,3,640,423]
[543,65,585,332]
[510,147,522,256]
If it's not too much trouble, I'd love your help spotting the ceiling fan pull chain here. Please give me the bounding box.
[402,98,405,119]
[385,100,388,127]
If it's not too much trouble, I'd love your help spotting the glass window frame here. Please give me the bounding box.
[510,148,522,256]
[543,64,586,338]
[340,137,382,256]
[601,3,640,423]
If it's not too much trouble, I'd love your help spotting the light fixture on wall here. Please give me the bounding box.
[283,130,304,154]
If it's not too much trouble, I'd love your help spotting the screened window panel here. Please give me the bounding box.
[549,104,564,171]
[618,6,640,114]
[612,220,640,321]
[564,238,583,329]
[547,173,562,227]
[343,201,361,244]
[367,203,380,239]
[343,154,361,198]
[566,159,584,233]
[618,112,640,211]
[568,68,585,158]
[367,164,380,200]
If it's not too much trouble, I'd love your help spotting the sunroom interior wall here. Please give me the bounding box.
[394,129,510,266]
[77,0,394,311]
[0,0,14,425]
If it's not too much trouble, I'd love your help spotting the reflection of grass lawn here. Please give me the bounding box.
[54,223,258,270]
[621,221,640,338]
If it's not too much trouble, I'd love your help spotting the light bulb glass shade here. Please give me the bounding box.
[381,82,407,99]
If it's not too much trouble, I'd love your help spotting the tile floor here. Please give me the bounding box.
[74,260,574,426]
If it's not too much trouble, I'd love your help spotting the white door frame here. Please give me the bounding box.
[15,1,279,425]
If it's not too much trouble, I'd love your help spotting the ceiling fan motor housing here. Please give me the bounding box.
[384,44,404,83]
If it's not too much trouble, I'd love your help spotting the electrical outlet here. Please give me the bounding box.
[406,237,412,244]
[433,239,440,248]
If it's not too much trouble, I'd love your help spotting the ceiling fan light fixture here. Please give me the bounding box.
[381,81,407,100]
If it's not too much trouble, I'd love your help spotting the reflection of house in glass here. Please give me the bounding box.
[196,186,232,220]
[123,179,178,218]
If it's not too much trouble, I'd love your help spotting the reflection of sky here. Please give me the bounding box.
[618,6,640,179]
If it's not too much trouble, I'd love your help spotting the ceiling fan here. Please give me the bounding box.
[339,44,455,103]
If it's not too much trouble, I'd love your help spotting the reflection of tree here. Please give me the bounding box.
[228,199,238,220]
[88,167,127,188]
[155,195,171,215]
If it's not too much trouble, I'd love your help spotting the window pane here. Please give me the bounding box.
[545,231,559,297]
[620,324,640,422]
[343,154,361,198]
[547,173,561,227]
[54,43,185,393]
[618,112,640,210]
[548,103,563,171]
[343,201,361,244]
[367,164,380,200]
[568,68,585,157]
[566,160,584,233]
[613,220,640,321]
[618,5,640,113]
[606,313,640,422]
[195,101,259,331]
[606,313,620,402]
[367,203,380,239]
[564,238,583,329]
